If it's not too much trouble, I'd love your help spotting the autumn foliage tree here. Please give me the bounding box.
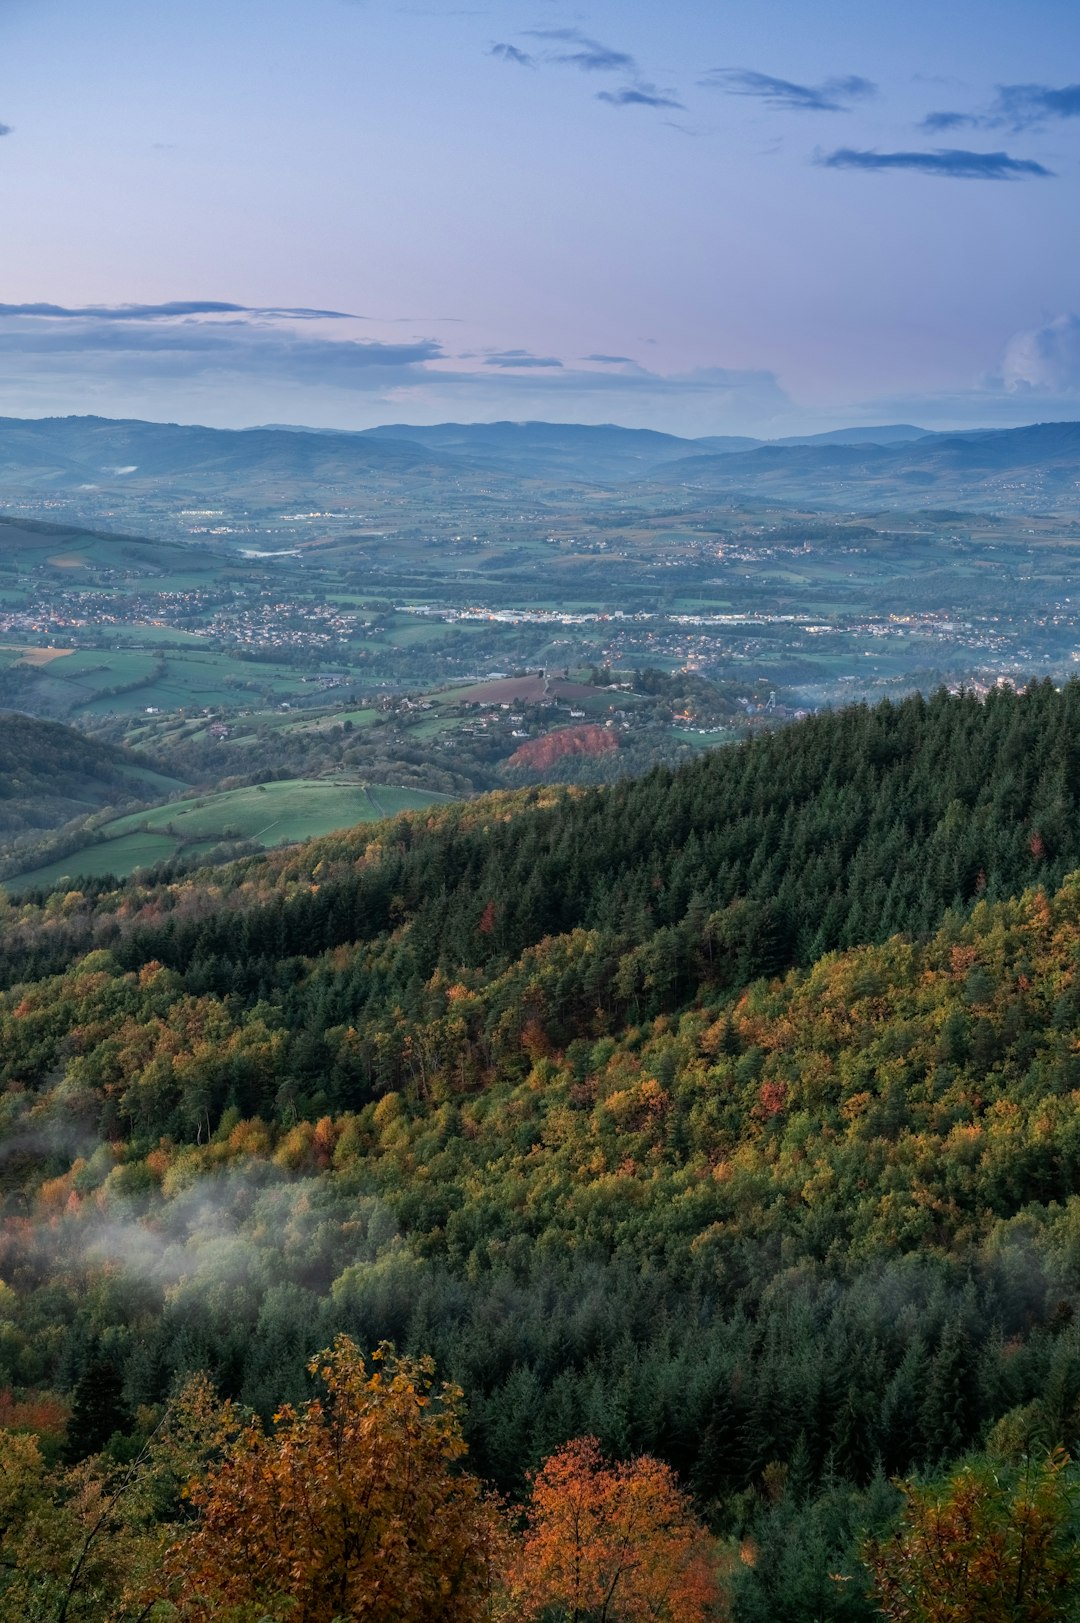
[169,1337,510,1623]
[511,1435,718,1623]
[864,1450,1080,1623]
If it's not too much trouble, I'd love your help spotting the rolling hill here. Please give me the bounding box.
[0,710,183,842]
[359,418,932,480]
[359,419,742,480]
[0,513,219,576]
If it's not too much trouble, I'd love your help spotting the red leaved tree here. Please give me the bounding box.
[511,1435,719,1623]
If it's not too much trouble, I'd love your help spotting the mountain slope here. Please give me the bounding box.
[7,686,1080,1617]
[771,422,930,447]
[0,413,1069,507]
[360,419,932,479]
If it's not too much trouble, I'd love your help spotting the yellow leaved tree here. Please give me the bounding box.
[168,1336,510,1623]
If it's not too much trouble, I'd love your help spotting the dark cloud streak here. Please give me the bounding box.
[990,82,1080,130]
[483,349,563,369]
[0,314,445,389]
[492,29,682,115]
[597,84,684,110]
[921,82,1080,134]
[820,146,1054,179]
[921,111,980,132]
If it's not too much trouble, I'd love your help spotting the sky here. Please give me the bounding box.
[0,0,1078,437]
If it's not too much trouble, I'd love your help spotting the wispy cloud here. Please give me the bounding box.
[524,27,636,74]
[489,42,535,68]
[483,349,564,368]
[702,70,876,112]
[0,300,359,321]
[819,147,1054,180]
[0,300,797,436]
[490,29,682,116]
[0,304,444,388]
[922,82,1080,135]
[990,82,1080,130]
[597,84,685,110]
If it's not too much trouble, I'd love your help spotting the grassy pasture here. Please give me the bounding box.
[12,645,306,718]
[6,831,182,890]
[5,778,452,890]
[108,778,450,847]
[364,784,451,818]
[0,644,75,667]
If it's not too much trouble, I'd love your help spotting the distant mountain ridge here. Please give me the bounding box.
[0,415,465,492]
[0,414,940,494]
[0,413,1077,510]
[358,418,932,480]
[659,420,1080,508]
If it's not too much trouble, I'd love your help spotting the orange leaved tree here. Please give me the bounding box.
[864,1450,1080,1623]
[511,1435,718,1623]
[168,1337,509,1623]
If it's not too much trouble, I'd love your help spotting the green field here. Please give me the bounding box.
[4,645,307,718]
[6,779,453,890]
[281,708,380,734]
[4,831,195,890]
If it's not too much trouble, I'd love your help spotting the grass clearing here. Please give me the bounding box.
[403,715,466,740]
[5,779,454,891]
[109,778,452,846]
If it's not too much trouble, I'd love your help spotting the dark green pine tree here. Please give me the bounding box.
[62,1357,132,1464]
[918,1315,979,1466]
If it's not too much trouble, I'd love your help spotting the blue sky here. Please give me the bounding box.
[0,0,1078,435]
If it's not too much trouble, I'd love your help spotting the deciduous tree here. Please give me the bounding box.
[864,1450,1079,1623]
[512,1434,718,1623]
[169,1337,509,1623]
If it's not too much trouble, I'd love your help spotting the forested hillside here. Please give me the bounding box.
[0,711,178,841]
[6,684,1080,1618]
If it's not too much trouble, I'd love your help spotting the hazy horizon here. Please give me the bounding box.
[0,408,1067,442]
